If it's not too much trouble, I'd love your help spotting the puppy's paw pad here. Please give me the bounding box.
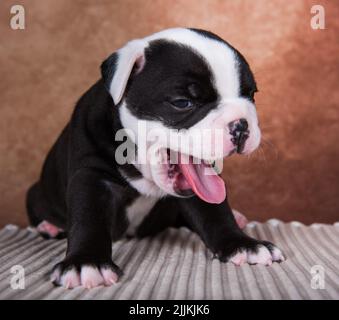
[229,251,247,266]
[37,220,64,239]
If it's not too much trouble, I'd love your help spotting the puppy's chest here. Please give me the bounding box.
[125,196,158,236]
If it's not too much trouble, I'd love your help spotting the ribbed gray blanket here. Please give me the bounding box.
[0,220,338,300]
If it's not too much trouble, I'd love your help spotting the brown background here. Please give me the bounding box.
[0,0,338,227]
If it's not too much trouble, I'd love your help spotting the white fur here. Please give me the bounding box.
[51,265,120,289]
[60,268,80,289]
[119,169,167,198]
[80,266,104,288]
[271,247,285,262]
[109,39,147,105]
[126,195,158,236]
[230,251,247,266]
[229,244,285,266]
[247,246,272,265]
[100,267,119,285]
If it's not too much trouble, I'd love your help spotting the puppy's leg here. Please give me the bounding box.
[178,197,285,265]
[51,169,125,289]
[26,183,43,226]
[27,183,66,239]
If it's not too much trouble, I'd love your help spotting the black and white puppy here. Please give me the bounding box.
[26,28,284,289]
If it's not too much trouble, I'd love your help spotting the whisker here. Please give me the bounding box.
[254,103,271,108]
[258,145,267,163]
[252,67,277,76]
[260,137,279,159]
[259,126,276,132]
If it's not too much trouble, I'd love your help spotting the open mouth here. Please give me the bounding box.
[164,149,226,204]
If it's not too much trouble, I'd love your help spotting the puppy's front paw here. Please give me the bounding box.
[216,238,285,266]
[51,258,123,289]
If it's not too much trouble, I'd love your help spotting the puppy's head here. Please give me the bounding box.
[101,28,260,203]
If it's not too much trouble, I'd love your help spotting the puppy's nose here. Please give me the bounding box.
[228,118,249,153]
[229,118,248,133]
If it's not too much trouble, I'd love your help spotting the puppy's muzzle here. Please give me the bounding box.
[228,118,250,153]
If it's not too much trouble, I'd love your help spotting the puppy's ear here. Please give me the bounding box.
[101,39,147,105]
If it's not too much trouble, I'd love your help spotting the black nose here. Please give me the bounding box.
[228,118,249,153]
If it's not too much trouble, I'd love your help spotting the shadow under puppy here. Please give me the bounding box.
[26,28,284,289]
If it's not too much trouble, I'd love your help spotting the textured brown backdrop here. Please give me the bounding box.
[0,0,338,227]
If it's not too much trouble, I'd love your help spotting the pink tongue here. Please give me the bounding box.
[178,156,226,204]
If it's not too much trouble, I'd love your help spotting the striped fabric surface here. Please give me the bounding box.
[0,221,338,300]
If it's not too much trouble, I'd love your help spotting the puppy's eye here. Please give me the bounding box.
[170,99,193,109]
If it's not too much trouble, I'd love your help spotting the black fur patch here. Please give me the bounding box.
[124,39,219,129]
[190,28,258,102]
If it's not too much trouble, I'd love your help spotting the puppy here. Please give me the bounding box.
[26,28,284,289]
